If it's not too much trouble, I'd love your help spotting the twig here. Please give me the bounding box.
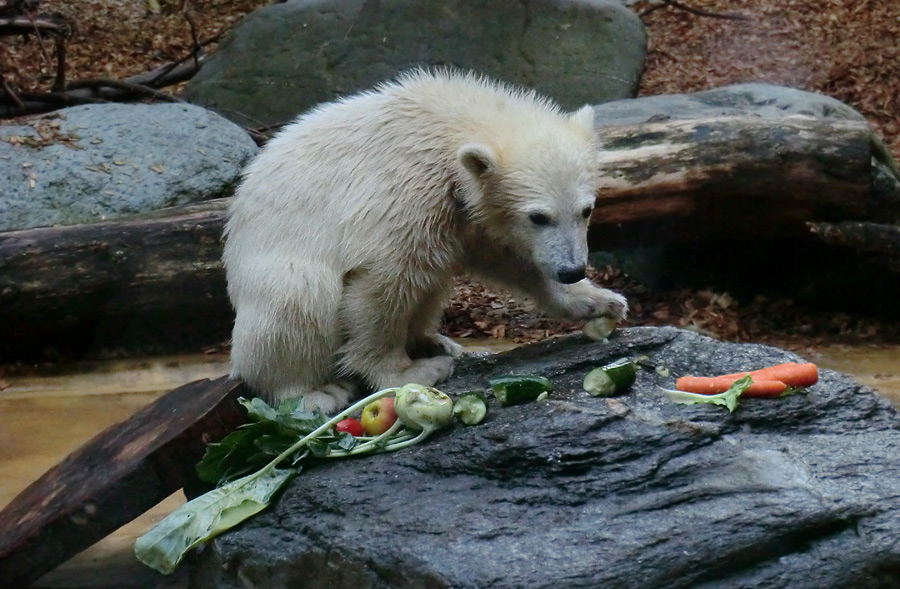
[13,89,103,108]
[640,0,749,21]
[142,26,224,88]
[0,3,240,118]
[64,78,182,102]
[0,14,69,37]
[181,1,202,73]
[0,73,25,109]
[246,122,289,146]
[51,30,65,91]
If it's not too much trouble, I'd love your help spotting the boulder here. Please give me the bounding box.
[592,82,868,124]
[192,327,900,588]
[182,0,647,127]
[0,103,257,232]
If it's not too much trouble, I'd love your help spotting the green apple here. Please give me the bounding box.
[360,397,397,435]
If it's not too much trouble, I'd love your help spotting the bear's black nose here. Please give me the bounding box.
[557,266,586,284]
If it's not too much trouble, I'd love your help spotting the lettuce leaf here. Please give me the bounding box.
[660,375,753,412]
[134,466,294,574]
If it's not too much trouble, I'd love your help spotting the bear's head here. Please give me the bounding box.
[457,105,600,284]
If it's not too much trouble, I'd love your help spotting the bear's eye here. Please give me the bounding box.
[581,207,593,220]
[529,212,551,226]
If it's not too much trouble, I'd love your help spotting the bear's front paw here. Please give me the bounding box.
[558,280,628,322]
[390,356,453,387]
[296,386,355,414]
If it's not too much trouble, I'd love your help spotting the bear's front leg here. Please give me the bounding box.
[544,278,629,321]
[338,273,455,390]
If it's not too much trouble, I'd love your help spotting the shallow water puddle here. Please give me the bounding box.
[807,345,900,406]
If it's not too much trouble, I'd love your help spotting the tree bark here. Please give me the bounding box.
[0,199,232,361]
[0,376,247,588]
[588,114,882,249]
[808,221,900,272]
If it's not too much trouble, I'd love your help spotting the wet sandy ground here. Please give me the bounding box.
[1,344,897,588]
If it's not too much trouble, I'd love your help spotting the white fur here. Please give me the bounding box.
[224,69,628,413]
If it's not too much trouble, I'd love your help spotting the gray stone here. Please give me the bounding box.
[592,82,866,126]
[0,103,257,232]
[192,327,900,588]
[182,0,647,128]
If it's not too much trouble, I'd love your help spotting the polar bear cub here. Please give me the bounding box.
[224,69,627,413]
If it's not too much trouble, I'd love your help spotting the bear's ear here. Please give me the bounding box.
[458,143,499,182]
[569,105,596,137]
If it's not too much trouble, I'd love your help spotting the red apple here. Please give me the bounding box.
[335,417,364,437]
[360,397,398,435]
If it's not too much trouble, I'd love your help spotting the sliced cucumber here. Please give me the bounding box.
[583,317,617,341]
[583,358,637,397]
[488,375,553,407]
[453,391,488,425]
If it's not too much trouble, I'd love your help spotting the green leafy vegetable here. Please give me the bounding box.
[196,397,342,485]
[660,374,753,412]
[133,467,294,574]
[136,385,454,575]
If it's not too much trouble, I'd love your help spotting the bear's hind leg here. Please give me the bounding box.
[338,274,455,390]
[229,266,354,412]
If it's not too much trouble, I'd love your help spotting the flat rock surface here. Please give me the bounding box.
[192,326,900,589]
[0,103,256,231]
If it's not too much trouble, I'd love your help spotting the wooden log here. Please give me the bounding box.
[0,376,248,587]
[808,221,900,272]
[0,199,232,361]
[587,115,878,249]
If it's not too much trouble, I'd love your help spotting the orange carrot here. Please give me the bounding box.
[675,376,788,397]
[719,362,819,389]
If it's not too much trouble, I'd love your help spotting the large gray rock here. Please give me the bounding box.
[182,0,647,127]
[192,327,900,588]
[592,82,867,125]
[0,103,257,232]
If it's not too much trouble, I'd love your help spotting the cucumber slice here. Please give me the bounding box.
[583,358,637,397]
[488,375,553,407]
[453,391,488,425]
[583,317,617,341]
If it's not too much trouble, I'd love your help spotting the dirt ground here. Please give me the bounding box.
[3,0,900,351]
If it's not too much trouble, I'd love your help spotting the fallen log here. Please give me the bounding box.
[808,221,900,274]
[0,375,247,587]
[0,199,232,361]
[2,113,900,360]
[588,114,885,249]
[809,221,900,257]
